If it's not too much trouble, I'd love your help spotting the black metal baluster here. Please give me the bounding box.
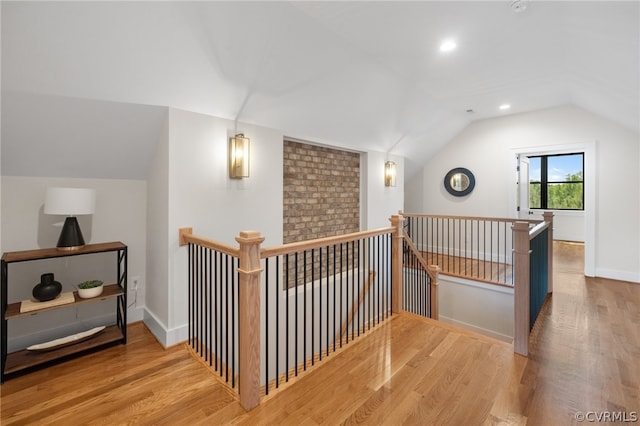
[368,237,372,330]
[377,235,381,324]
[349,241,353,341]
[483,221,487,280]
[457,219,462,274]
[504,221,508,284]
[353,240,357,338]
[198,246,202,356]
[188,244,192,347]
[303,250,307,371]
[316,247,320,362]
[464,219,468,276]
[232,257,237,388]
[285,253,289,382]
[225,254,229,382]
[295,252,299,376]
[325,245,330,357]
[207,249,212,365]
[195,245,200,352]
[276,256,280,389]
[384,234,389,319]
[357,238,361,337]
[265,258,269,395]
[340,243,344,347]
[216,251,220,373]
[374,236,378,325]
[446,218,451,271]
[333,244,337,352]
[489,221,494,281]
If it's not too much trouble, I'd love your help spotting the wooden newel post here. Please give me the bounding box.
[512,221,531,357]
[390,214,404,314]
[236,230,265,411]
[543,211,554,294]
[428,265,440,320]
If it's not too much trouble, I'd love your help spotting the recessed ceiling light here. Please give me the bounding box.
[439,40,457,52]
[510,0,529,13]
[499,104,511,110]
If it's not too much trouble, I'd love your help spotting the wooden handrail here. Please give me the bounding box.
[528,221,549,240]
[179,228,240,257]
[260,227,394,258]
[402,234,437,280]
[401,211,542,225]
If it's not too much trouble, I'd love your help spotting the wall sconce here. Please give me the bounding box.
[384,161,397,187]
[229,133,250,179]
[44,187,96,251]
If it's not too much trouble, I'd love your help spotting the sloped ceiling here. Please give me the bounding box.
[2,1,638,179]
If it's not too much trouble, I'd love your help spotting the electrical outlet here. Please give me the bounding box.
[131,276,140,288]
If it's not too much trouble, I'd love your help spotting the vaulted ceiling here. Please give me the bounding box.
[2,1,638,179]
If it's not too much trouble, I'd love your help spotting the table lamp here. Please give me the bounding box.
[44,187,96,250]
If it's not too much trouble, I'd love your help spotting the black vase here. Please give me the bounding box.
[33,273,62,302]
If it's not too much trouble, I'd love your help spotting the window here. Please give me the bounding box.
[529,153,584,210]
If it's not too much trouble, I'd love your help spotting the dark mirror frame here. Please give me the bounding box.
[444,167,475,196]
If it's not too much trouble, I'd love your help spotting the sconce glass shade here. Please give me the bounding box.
[385,161,397,187]
[44,187,96,250]
[229,133,250,179]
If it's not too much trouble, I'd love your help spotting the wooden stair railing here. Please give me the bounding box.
[178,213,441,411]
[402,233,440,320]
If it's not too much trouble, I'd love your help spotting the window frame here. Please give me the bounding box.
[529,152,584,211]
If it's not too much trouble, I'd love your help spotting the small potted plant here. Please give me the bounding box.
[77,280,104,299]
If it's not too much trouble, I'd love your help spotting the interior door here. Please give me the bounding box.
[517,155,531,219]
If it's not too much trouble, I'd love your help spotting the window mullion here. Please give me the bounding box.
[541,156,548,209]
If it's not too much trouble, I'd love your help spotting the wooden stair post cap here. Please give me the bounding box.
[236,231,265,244]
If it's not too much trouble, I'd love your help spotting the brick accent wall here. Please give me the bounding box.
[283,140,360,244]
[283,140,360,287]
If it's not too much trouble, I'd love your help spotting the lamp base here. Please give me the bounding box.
[56,217,86,251]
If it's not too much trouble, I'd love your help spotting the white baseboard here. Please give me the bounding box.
[128,306,145,323]
[142,309,169,347]
[439,315,513,343]
[142,308,188,348]
[595,268,640,284]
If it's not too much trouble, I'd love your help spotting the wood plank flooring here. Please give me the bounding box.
[2,242,638,425]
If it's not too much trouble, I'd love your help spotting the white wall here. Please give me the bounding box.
[144,108,406,346]
[438,276,514,342]
[407,106,640,283]
[404,168,424,214]
[363,151,404,229]
[1,176,147,348]
[145,112,170,344]
[142,108,286,345]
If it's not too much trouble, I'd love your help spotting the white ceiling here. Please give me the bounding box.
[2,1,639,179]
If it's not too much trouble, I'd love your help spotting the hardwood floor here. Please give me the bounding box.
[2,242,638,425]
[420,251,513,286]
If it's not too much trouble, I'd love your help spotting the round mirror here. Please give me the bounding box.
[444,167,475,196]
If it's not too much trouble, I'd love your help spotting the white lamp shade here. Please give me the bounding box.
[44,187,96,216]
